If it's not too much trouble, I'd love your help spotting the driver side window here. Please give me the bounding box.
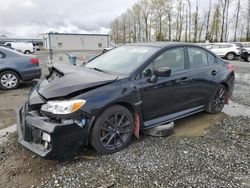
[142,47,185,78]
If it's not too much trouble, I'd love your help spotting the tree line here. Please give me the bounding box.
[110,0,250,44]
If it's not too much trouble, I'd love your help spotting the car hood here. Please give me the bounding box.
[37,64,118,99]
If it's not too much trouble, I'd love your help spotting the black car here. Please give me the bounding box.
[17,43,235,160]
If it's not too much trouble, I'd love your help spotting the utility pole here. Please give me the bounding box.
[247,0,250,41]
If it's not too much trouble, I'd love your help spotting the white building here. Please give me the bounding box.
[42,33,109,51]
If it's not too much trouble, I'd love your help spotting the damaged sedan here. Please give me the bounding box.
[17,43,235,160]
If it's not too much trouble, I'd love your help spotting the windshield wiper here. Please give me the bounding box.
[93,67,105,72]
[89,67,111,74]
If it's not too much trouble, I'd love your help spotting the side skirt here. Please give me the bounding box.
[143,105,204,130]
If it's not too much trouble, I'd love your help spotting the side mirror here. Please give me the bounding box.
[150,67,172,83]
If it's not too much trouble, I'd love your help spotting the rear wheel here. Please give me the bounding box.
[0,71,20,89]
[226,52,235,60]
[206,85,226,114]
[91,105,134,154]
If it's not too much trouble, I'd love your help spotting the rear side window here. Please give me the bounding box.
[187,47,208,68]
[207,52,215,65]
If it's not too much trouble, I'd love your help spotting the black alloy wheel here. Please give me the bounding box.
[207,85,226,113]
[91,105,134,154]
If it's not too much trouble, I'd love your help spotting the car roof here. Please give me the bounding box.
[125,42,203,49]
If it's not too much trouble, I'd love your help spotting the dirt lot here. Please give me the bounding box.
[0,56,250,187]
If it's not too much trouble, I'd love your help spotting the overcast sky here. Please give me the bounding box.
[0,0,137,38]
[0,0,246,39]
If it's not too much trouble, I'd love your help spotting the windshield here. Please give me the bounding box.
[85,46,158,74]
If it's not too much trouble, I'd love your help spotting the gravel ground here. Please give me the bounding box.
[231,73,250,106]
[231,82,250,106]
[39,116,250,188]
[1,116,249,187]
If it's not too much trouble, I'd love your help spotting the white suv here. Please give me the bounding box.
[206,43,241,60]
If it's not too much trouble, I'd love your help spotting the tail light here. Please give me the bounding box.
[236,48,241,50]
[227,63,234,72]
[31,58,39,65]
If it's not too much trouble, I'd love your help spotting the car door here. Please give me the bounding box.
[0,51,5,65]
[140,47,193,121]
[185,46,217,106]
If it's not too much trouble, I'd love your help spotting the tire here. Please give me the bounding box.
[91,105,134,154]
[103,49,107,53]
[24,50,31,54]
[247,56,250,62]
[0,71,20,90]
[206,85,226,114]
[226,52,235,60]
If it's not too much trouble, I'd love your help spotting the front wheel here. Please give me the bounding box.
[90,105,134,154]
[206,85,226,114]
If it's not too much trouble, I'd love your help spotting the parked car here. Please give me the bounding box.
[240,43,250,62]
[17,43,235,160]
[103,45,119,53]
[241,49,250,62]
[33,44,40,51]
[4,42,34,54]
[0,46,41,89]
[206,43,242,60]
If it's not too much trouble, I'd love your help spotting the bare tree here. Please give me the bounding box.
[185,5,188,42]
[165,0,173,41]
[187,0,192,41]
[177,1,184,41]
[211,4,220,42]
[234,0,241,42]
[109,0,250,43]
[120,13,127,43]
[247,0,250,41]
[199,14,206,42]
[193,1,199,42]
[152,0,166,40]
[220,0,230,42]
[139,0,151,42]
[224,0,231,41]
[205,0,212,41]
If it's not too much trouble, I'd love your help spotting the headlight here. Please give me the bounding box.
[41,99,86,115]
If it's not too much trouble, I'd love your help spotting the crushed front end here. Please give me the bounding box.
[17,89,92,160]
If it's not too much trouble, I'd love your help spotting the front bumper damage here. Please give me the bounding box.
[17,103,90,160]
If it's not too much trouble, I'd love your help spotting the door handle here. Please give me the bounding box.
[176,77,190,85]
[211,70,217,76]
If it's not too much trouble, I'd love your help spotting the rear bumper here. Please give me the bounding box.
[21,67,42,81]
[17,104,89,160]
